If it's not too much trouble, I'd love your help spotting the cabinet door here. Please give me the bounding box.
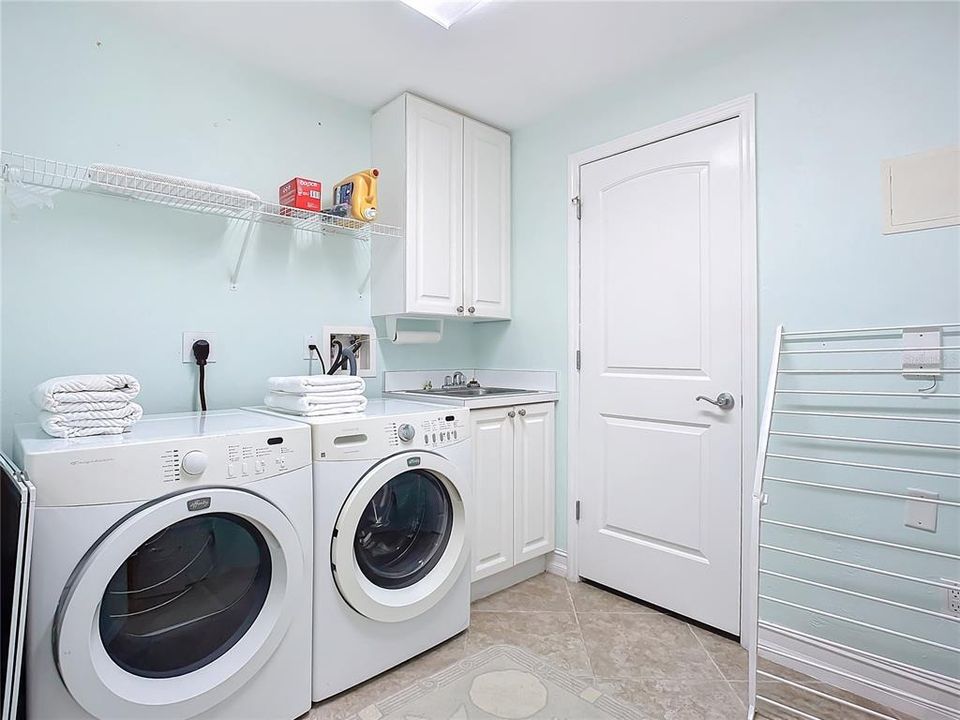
[514,403,555,563]
[405,95,464,316]
[470,407,515,580]
[462,118,511,320]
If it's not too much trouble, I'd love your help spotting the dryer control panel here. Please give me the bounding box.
[312,407,470,461]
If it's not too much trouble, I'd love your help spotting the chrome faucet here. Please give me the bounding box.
[442,371,466,389]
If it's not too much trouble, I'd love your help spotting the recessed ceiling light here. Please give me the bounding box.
[400,0,487,29]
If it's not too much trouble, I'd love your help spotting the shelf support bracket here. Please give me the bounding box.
[229,211,260,290]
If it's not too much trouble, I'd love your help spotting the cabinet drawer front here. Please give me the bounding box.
[406,96,464,316]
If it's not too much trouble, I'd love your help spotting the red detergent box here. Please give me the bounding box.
[279,177,321,212]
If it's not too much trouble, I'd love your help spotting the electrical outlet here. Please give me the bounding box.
[304,334,320,361]
[181,332,217,363]
[943,580,960,617]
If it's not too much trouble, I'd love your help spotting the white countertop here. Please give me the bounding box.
[383,389,559,409]
[382,368,560,409]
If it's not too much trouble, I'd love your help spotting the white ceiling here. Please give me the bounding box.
[117,1,790,130]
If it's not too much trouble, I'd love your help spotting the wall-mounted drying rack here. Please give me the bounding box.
[0,150,402,289]
[748,322,960,720]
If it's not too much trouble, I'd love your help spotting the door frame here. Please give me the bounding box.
[565,94,758,646]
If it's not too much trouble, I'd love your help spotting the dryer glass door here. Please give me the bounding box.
[55,487,303,720]
[99,512,271,678]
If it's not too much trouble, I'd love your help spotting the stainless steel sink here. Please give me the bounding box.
[407,387,538,397]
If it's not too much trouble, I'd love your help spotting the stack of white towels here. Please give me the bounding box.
[32,374,143,438]
[264,375,367,417]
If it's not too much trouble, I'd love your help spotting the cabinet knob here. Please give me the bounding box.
[468,306,476,314]
[507,410,516,418]
[456,305,464,313]
[518,408,527,416]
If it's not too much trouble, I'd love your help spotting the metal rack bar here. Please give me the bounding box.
[766,453,960,477]
[759,544,959,590]
[762,475,960,506]
[771,409,960,424]
[754,695,829,720]
[777,368,960,374]
[756,671,900,720]
[758,595,960,654]
[759,569,960,622]
[780,345,960,355]
[760,518,960,560]
[775,389,960,399]
[781,322,960,338]
[768,430,960,451]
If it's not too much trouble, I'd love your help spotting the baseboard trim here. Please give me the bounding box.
[758,624,960,720]
[470,556,547,602]
[545,549,568,577]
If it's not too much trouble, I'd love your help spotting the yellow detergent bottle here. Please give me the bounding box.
[332,168,379,221]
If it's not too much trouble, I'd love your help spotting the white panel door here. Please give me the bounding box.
[577,119,743,634]
[514,403,556,564]
[463,118,511,320]
[405,95,463,315]
[470,407,515,580]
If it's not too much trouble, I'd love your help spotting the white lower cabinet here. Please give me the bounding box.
[470,402,555,581]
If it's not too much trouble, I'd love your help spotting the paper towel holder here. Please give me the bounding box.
[385,316,444,344]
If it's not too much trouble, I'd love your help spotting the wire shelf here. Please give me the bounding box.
[0,150,402,241]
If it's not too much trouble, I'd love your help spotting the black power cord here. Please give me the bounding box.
[192,340,210,411]
[308,344,326,375]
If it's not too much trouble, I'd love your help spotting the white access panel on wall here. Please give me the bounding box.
[882,145,960,234]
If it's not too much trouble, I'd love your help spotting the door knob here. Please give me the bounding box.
[456,305,464,313]
[518,408,526,416]
[507,410,516,418]
[468,306,476,314]
[696,392,735,410]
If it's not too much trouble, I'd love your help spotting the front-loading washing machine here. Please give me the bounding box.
[250,399,471,701]
[15,410,313,720]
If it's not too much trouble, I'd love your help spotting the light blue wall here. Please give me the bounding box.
[0,2,478,450]
[475,0,960,551]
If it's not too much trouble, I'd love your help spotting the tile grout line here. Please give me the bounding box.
[565,580,598,681]
[686,623,746,710]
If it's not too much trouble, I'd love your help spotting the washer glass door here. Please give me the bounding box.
[354,470,453,590]
[332,452,468,623]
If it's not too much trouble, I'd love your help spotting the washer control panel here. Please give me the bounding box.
[314,407,470,461]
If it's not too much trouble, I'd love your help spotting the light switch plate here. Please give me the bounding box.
[902,327,942,378]
[904,488,939,532]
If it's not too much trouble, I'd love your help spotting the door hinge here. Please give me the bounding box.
[575,349,581,371]
[575,500,581,521]
[572,196,581,220]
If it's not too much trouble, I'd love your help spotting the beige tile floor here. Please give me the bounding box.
[309,573,909,720]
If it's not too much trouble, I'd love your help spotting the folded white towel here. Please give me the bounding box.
[39,403,143,438]
[264,392,367,417]
[87,164,262,209]
[267,375,366,395]
[32,374,141,414]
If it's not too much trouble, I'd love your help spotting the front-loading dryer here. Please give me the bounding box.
[250,399,471,701]
[15,410,313,720]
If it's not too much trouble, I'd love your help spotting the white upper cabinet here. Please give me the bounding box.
[463,118,511,319]
[371,94,511,320]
